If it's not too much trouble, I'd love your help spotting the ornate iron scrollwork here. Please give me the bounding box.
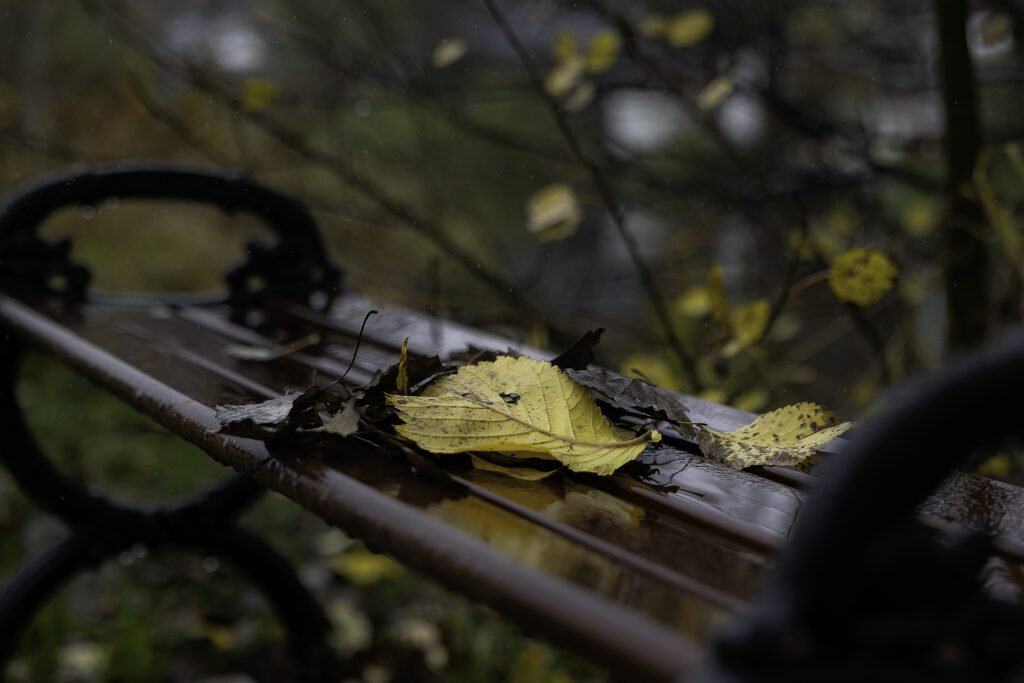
[0,163,342,308]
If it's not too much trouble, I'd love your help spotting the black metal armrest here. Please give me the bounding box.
[704,329,1024,682]
[0,162,341,308]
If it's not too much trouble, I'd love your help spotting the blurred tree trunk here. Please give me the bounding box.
[935,0,987,353]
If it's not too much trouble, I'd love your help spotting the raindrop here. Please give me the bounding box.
[80,205,97,220]
[353,99,372,117]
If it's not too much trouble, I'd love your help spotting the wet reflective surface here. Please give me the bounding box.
[8,289,1024,654]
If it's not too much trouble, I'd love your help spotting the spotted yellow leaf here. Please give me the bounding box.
[388,356,661,476]
[585,30,621,73]
[829,248,898,306]
[667,10,714,48]
[695,402,852,469]
[526,183,582,240]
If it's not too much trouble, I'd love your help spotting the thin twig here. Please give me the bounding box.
[80,0,564,344]
[480,0,701,390]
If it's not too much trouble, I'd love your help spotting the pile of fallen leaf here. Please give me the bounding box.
[217,330,852,475]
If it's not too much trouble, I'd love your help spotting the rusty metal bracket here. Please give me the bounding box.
[0,163,341,308]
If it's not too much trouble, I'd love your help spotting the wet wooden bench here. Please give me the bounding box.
[3,165,1024,682]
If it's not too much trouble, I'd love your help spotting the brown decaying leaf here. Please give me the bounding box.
[566,367,691,425]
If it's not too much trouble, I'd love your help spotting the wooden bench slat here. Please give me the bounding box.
[11,284,1024,678]
[0,291,707,681]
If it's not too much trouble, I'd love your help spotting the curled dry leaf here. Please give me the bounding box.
[311,398,361,437]
[550,328,604,371]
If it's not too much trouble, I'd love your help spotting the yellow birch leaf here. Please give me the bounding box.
[667,10,714,48]
[388,356,661,476]
[829,248,898,306]
[722,298,771,357]
[526,183,582,240]
[674,286,710,317]
[241,78,278,112]
[698,75,735,111]
[431,38,468,68]
[585,30,622,73]
[544,55,586,97]
[696,402,852,469]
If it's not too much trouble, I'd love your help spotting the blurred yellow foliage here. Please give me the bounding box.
[667,10,715,48]
[829,248,898,306]
[621,352,683,391]
[585,30,622,73]
[431,38,469,68]
[527,183,582,240]
[698,75,735,110]
[241,78,278,112]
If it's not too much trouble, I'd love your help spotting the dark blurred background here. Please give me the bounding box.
[2,0,1024,680]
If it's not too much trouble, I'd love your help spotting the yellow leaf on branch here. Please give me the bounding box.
[829,247,898,306]
[388,356,661,476]
[698,75,734,111]
[585,30,622,73]
[695,402,852,469]
[241,78,279,112]
[721,298,771,357]
[431,38,468,68]
[667,10,715,48]
[526,183,582,240]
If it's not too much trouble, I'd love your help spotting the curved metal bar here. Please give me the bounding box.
[0,339,119,523]
[0,339,264,526]
[707,329,1024,681]
[0,339,334,677]
[181,524,338,681]
[0,523,338,681]
[0,533,124,665]
[0,162,341,307]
